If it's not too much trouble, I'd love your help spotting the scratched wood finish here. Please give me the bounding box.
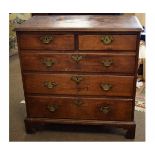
[24,74,134,97]
[18,33,74,50]
[79,35,137,50]
[15,15,142,32]
[26,96,133,121]
[20,52,136,74]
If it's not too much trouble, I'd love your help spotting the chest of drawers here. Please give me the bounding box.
[16,15,142,139]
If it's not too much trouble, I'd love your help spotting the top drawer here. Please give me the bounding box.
[78,35,137,51]
[18,33,75,50]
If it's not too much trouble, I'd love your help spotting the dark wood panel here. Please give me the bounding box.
[21,52,136,74]
[79,35,137,50]
[24,74,134,97]
[24,118,136,138]
[19,33,74,50]
[26,96,133,121]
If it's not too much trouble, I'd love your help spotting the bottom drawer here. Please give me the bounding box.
[26,96,133,121]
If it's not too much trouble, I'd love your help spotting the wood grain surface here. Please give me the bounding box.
[26,95,133,121]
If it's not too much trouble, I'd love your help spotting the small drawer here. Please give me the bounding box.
[78,35,137,51]
[24,74,134,97]
[18,33,74,50]
[21,52,136,74]
[26,96,133,121]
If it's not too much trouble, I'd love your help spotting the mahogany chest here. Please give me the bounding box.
[15,15,142,139]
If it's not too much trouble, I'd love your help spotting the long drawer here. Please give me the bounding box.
[24,74,134,97]
[18,33,74,50]
[21,52,136,74]
[26,96,133,121]
[79,35,137,50]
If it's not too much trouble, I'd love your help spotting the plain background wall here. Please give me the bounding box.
[135,13,145,26]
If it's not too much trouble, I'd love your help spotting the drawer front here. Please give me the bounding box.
[79,35,137,50]
[24,74,134,97]
[21,53,136,74]
[26,96,133,121]
[19,33,74,50]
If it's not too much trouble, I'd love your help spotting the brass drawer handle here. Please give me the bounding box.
[42,58,55,68]
[101,59,113,67]
[100,83,112,91]
[74,99,83,106]
[47,105,58,112]
[71,76,83,85]
[101,35,113,45]
[40,35,53,44]
[44,81,57,89]
[72,55,83,63]
[100,106,111,114]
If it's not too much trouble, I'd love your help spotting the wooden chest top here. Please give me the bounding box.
[15,15,142,32]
